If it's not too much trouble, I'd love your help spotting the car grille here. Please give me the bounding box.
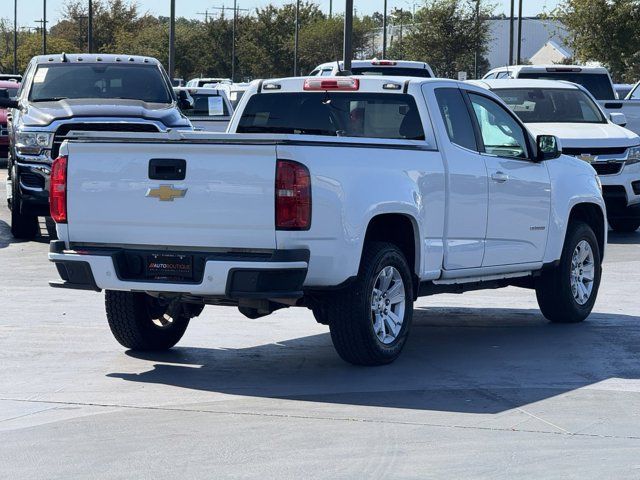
[51,123,159,159]
[563,147,628,156]
[591,162,624,175]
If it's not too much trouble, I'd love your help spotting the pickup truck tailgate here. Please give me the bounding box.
[65,141,277,249]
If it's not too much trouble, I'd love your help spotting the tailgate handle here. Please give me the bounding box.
[148,159,186,180]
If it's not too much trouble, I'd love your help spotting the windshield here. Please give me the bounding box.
[493,88,606,124]
[351,67,432,78]
[237,92,424,140]
[29,64,172,103]
[518,72,615,100]
[180,92,230,117]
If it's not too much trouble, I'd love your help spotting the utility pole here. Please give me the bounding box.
[382,0,387,59]
[474,0,480,79]
[293,0,300,76]
[516,0,523,64]
[13,0,17,74]
[169,0,175,79]
[43,0,47,54]
[88,0,94,53]
[508,0,514,65]
[196,10,210,22]
[232,0,238,81]
[329,0,332,18]
[344,0,353,72]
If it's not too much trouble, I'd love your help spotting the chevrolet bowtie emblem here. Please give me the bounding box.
[145,184,187,201]
[577,153,596,164]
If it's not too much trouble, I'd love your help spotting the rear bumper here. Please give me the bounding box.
[48,241,309,299]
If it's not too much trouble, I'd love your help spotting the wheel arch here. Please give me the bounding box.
[361,213,421,292]
[567,202,606,261]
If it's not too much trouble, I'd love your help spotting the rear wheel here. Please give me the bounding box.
[535,222,601,323]
[325,242,414,366]
[105,291,196,351]
[609,218,640,233]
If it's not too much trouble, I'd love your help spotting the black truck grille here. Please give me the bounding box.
[51,123,159,158]
[591,162,624,175]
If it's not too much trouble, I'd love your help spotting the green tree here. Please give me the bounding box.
[387,0,494,78]
[551,0,640,82]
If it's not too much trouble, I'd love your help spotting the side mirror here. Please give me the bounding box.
[176,90,193,110]
[536,134,561,161]
[609,112,627,127]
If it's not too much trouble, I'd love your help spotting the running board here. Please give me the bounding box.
[433,271,533,285]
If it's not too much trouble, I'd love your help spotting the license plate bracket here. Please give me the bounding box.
[146,253,193,280]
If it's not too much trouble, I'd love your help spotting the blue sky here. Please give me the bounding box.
[9,0,561,28]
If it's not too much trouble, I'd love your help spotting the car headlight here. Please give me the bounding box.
[16,131,53,155]
[626,146,640,165]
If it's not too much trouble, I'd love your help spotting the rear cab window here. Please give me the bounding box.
[237,92,425,140]
[181,92,230,117]
[518,72,615,100]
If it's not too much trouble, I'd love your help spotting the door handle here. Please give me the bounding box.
[491,171,509,183]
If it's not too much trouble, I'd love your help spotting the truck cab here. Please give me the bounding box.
[0,53,192,239]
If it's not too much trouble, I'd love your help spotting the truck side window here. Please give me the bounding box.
[435,88,477,151]
[468,93,528,159]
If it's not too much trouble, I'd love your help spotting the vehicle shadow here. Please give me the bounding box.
[608,230,640,244]
[107,306,640,414]
[0,219,53,248]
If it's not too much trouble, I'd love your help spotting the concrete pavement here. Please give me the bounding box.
[1,170,640,479]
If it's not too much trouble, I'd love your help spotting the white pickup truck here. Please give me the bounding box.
[48,76,606,365]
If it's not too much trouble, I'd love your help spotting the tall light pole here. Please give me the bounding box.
[382,0,387,59]
[293,0,300,76]
[88,0,94,53]
[329,0,332,18]
[13,0,17,74]
[508,0,514,65]
[344,0,353,72]
[516,0,523,64]
[169,0,175,79]
[232,0,237,81]
[43,0,47,54]
[474,0,480,79]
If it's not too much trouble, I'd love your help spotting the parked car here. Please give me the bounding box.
[0,81,20,159]
[482,64,640,141]
[205,82,250,108]
[186,77,232,88]
[310,59,435,78]
[174,86,234,132]
[471,79,640,232]
[0,53,192,240]
[48,76,605,365]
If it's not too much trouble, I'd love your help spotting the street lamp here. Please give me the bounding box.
[293,0,300,76]
[344,0,353,72]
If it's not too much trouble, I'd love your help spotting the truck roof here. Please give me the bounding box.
[30,53,162,66]
[256,76,460,94]
[316,59,430,69]
[485,64,610,77]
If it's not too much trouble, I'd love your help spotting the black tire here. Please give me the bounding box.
[535,221,601,323]
[326,241,414,366]
[609,218,640,233]
[10,199,38,240]
[105,291,192,351]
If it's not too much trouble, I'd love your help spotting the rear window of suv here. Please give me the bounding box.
[237,92,425,140]
[518,72,615,100]
[352,67,432,78]
[29,64,172,104]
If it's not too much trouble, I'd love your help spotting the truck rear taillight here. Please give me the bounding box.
[275,160,311,230]
[50,155,68,223]
[371,60,397,66]
[303,77,359,91]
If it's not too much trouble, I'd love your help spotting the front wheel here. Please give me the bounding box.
[535,222,601,323]
[105,291,195,351]
[325,242,414,366]
[609,218,640,233]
